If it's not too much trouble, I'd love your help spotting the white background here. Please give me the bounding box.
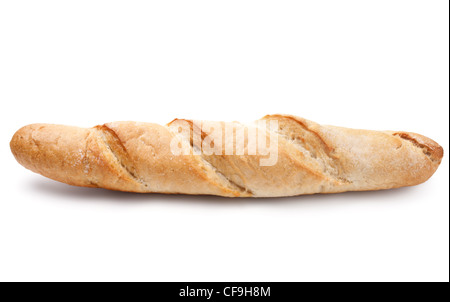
[0,1,448,282]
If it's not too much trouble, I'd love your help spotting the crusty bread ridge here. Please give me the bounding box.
[10,114,443,197]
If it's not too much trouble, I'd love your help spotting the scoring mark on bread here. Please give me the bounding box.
[393,132,444,163]
[166,120,252,196]
[96,125,149,188]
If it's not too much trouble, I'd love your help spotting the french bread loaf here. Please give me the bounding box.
[10,114,443,197]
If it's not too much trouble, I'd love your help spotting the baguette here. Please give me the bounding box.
[10,114,443,197]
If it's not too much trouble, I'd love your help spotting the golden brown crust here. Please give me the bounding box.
[391,131,444,163]
[10,115,443,197]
